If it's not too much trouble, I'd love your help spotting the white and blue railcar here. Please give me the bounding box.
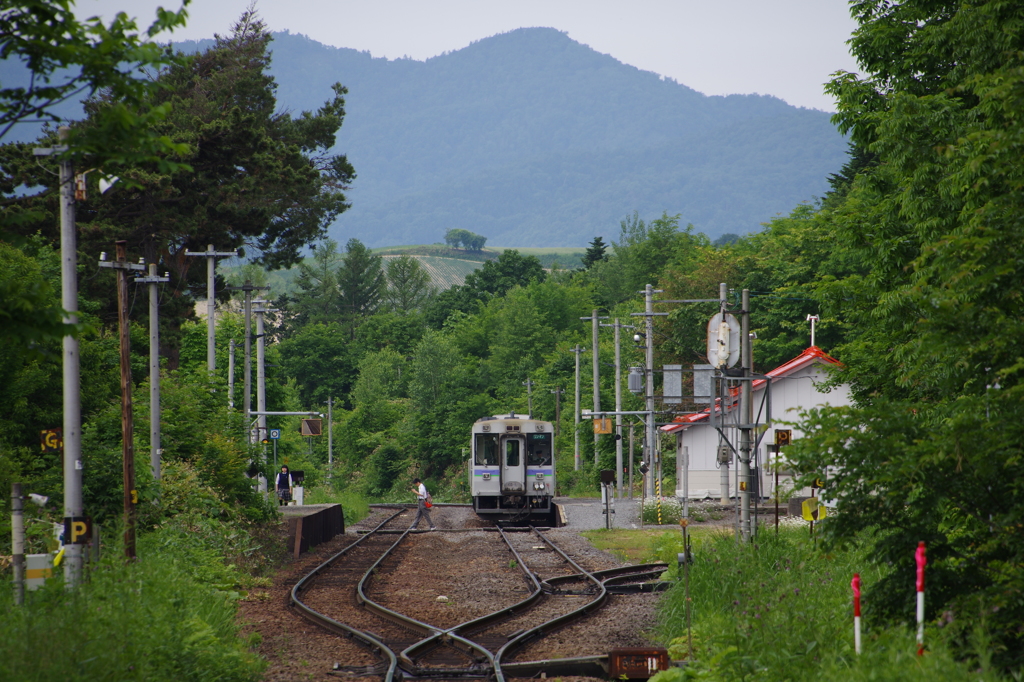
[470,414,556,523]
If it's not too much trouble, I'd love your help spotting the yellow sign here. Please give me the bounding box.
[40,428,63,453]
[64,517,92,545]
[593,418,613,434]
[775,429,792,446]
[802,498,828,522]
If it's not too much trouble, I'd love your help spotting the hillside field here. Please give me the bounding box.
[222,245,585,298]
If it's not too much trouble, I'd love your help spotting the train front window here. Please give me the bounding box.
[475,434,499,465]
[505,440,521,467]
[527,433,552,466]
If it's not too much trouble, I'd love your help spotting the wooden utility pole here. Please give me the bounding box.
[550,387,563,440]
[100,241,145,560]
[523,378,535,418]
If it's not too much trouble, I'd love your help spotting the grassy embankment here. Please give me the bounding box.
[582,525,1008,681]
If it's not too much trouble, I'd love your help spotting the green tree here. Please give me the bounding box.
[424,249,546,328]
[384,255,433,311]
[788,0,1024,666]
[581,236,608,269]
[277,322,358,408]
[0,0,189,165]
[4,9,355,366]
[337,238,384,333]
[290,239,342,324]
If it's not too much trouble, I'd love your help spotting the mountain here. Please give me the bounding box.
[2,27,848,247]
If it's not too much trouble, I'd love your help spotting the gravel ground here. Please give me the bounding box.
[241,503,672,682]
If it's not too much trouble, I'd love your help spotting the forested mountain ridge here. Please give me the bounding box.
[265,27,847,246]
[0,26,846,246]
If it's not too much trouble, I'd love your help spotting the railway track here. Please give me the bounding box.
[291,507,667,680]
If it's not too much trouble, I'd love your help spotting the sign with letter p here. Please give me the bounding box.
[64,516,92,545]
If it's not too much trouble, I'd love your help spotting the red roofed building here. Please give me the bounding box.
[660,346,851,500]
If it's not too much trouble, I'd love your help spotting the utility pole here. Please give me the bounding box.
[134,264,169,481]
[100,242,145,560]
[254,299,270,443]
[34,127,84,585]
[571,344,585,471]
[12,483,24,604]
[628,424,635,499]
[184,244,237,375]
[581,310,609,464]
[600,318,633,498]
[523,378,535,418]
[254,298,274,494]
[719,283,730,506]
[630,285,666,497]
[228,340,236,409]
[549,387,562,441]
[739,288,753,541]
[327,397,334,479]
[227,280,269,440]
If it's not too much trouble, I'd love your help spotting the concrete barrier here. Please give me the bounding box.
[285,504,345,558]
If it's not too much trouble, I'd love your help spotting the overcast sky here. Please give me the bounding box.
[83,0,860,112]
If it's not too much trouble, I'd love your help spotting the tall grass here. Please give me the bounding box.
[302,484,371,526]
[0,541,264,681]
[654,527,1008,681]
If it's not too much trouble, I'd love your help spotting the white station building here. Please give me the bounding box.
[661,345,852,500]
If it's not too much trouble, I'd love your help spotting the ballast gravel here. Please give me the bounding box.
[240,503,668,682]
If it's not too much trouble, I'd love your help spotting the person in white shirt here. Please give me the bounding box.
[411,477,436,530]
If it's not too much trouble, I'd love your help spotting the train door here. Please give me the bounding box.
[501,436,525,493]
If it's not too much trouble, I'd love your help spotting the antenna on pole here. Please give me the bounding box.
[806,315,820,347]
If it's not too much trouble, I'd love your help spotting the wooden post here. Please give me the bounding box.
[115,241,136,560]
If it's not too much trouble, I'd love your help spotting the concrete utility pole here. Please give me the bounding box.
[254,299,270,444]
[600,318,633,498]
[719,283,730,506]
[34,127,85,585]
[630,284,666,497]
[739,288,753,541]
[228,340,236,409]
[523,378,535,419]
[571,344,585,471]
[254,298,275,494]
[327,397,334,478]
[581,310,609,464]
[629,424,635,499]
[135,264,169,481]
[227,281,269,435]
[100,242,145,560]
[12,483,24,604]
[184,244,237,375]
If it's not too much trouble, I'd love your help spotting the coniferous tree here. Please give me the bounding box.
[337,239,385,334]
[581,236,608,269]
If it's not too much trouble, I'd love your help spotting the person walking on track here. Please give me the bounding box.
[411,478,436,530]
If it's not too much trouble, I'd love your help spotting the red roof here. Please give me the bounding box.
[660,346,841,433]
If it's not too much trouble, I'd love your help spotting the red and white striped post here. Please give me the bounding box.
[915,542,926,655]
[852,573,861,654]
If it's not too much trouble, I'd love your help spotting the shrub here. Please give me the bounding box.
[0,544,265,681]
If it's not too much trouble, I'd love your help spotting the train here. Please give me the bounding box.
[469,414,557,524]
